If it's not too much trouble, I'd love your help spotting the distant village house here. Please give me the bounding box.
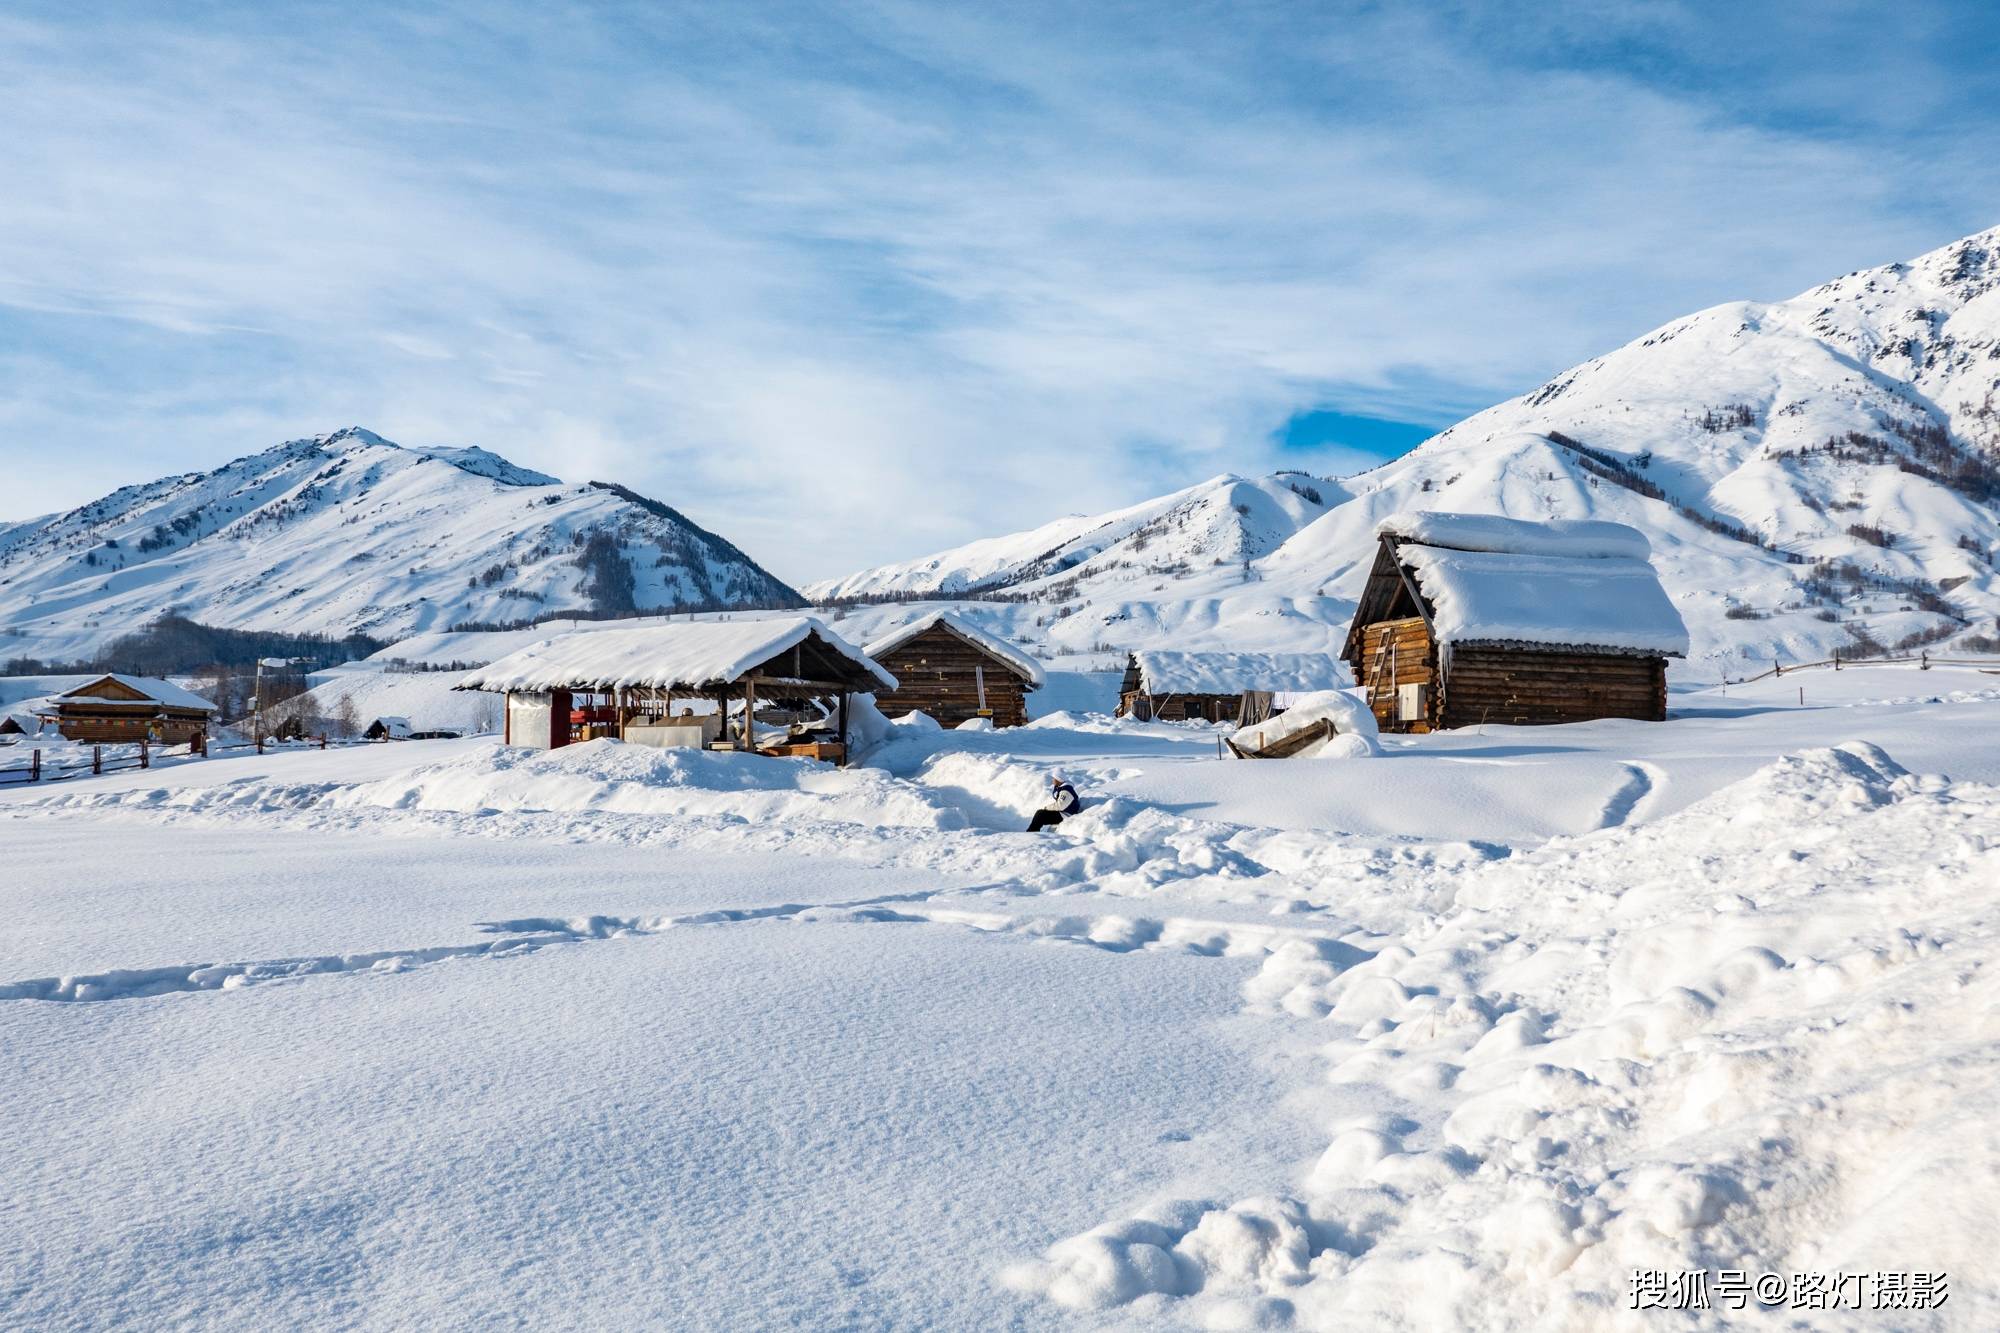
[865,611,1045,727]
[35,674,218,745]
[1341,511,1688,731]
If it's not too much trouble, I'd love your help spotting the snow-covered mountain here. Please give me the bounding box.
[0,427,801,663]
[811,226,2000,677]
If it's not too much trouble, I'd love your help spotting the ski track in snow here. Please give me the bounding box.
[1,880,1372,1005]
[1593,760,1660,830]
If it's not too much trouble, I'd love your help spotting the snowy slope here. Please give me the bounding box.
[269,669,505,738]
[812,472,1343,601]
[0,428,801,663]
[4,666,1998,1326]
[812,227,2000,678]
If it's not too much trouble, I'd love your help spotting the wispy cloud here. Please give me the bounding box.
[0,1,1994,580]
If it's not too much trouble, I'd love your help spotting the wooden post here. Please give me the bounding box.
[836,690,849,761]
[93,745,102,775]
[30,749,39,782]
[140,740,149,770]
[257,734,266,754]
[741,677,757,750]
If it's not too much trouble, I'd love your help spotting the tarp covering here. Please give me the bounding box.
[456,617,897,694]
[1132,651,1351,695]
[865,611,1047,688]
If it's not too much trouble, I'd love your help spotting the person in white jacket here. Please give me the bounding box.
[1027,773,1079,832]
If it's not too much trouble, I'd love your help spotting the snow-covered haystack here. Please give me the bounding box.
[1228,691,1380,759]
[327,738,967,829]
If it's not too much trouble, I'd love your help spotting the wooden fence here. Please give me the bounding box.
[0,734,330,786]
[1721,650,2000,686]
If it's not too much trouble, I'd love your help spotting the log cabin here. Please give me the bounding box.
[864,611,1044,727]
[454,616,896,765]
[1118,651,1351,723]
[1340,512,1688,732]
[0,710,42,740]
[37,674,217,744]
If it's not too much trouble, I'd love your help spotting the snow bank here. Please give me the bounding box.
[1015,742,2000,1326]
[1379,510,1654,560]
[1229,690,1381,758]
[1403,545,1690,655]
[457,617,896,693]
[326,739,967,829]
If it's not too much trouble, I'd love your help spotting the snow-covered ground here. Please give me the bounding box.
[3,662,1996,1328]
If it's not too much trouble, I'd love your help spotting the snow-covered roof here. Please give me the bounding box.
[1401,546,1690,656]
[864,611,1047,688]
[1132,651,1350,695]
[455,617,897,694]
[50,674,218,712]
[1,705,47,733]
[1378,511,1653,561]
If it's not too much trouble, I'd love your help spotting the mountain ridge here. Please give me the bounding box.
[811,225,2000,676]
[0,427,802,663]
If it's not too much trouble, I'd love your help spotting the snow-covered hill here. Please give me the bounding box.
[812,227,2000,678]
[0,428,801,663]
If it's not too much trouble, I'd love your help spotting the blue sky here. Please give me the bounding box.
[1,1,1996,581]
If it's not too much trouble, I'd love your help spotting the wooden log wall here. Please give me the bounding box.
[1119,691,1241,722]
[872,625,1032,728]
[1357,616,1433,729]
[50,709,208,745]
[1439,647,1666,728]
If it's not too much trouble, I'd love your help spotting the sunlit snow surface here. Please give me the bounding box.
[3,663,1998,1328]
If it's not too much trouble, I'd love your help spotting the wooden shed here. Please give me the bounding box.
[455,617,896,765]
[864,611,1044,727]
[1341,512,1688,732]
[1118,651,1350,723]
[37,674,217,744]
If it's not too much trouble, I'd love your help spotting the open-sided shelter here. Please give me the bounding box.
[37,674,216,745]
[455,617,895,764]
[1118,651,1351,723]
[864,611,1045,727]
[1341,511,1688,732]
